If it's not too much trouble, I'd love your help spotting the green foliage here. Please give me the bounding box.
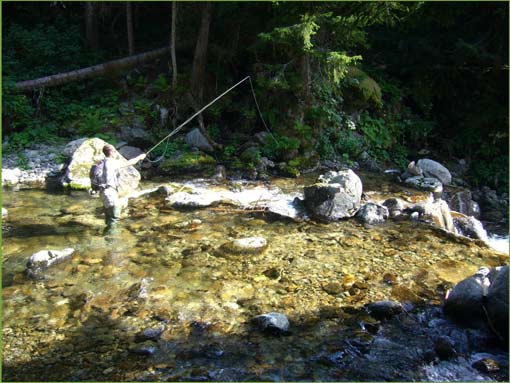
[5,124,62,152]
[240,147,262,169]
[324,52,362,84]
[150,140,181,160]
[359,113,392,150]
[153,74,170,93]
[261,134,300,161]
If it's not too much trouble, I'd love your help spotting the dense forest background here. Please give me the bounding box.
[2,1,508,191]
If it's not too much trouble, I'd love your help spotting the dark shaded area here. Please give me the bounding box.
[2,297,508,382]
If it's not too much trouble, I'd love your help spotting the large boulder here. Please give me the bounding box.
[304,169,362,222]
[185,128,214,153]
[485,266,509,338]
[416,159,452,185]
[444,266,508,338]
[444,267,490,321]
[60,138,141,194]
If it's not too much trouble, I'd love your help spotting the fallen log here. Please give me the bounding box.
[15,47,170,91]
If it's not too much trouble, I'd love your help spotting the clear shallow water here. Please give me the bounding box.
[2,175,508,381]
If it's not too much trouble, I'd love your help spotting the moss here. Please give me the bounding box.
[161,152,217,175]
[279,163,301,178]
[67,181,89,190]
[345,67,382,108]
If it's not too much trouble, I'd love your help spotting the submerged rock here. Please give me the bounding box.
[253,312,290,334]
[304,169,362,222]
[220,237,268,255]
[365,300,403,320]
[356,203,389,225]
[26,248,75,279]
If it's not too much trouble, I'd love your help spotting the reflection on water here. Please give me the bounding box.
[2,176,508,381]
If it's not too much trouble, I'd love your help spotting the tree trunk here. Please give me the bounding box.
[170,1,178,89]
[15,47,170,91]
[85,2,99,50]
[191,2,212,102]
[126,2,135,55]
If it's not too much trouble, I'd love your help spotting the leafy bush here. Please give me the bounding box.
[261,134,300,161]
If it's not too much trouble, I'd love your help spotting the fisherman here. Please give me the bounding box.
[99,144,146,234]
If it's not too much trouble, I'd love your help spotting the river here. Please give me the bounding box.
[2,173,508,381]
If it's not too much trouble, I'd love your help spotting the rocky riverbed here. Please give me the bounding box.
[2,170,508,381]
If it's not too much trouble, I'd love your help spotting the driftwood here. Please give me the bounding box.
[15,47,170,91]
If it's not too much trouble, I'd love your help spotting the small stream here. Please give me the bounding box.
[2,173,508,381]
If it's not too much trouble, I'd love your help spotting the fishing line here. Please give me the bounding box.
[145,75,276,160]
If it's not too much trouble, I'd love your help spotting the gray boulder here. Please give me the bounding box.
[444,267,491,322]
[444,266,509,338]
[486,266,509,337]
[407,161,423,176]
[253,312,290,334]
[356,203,389,225]
[120,118,153,146]
[118,145,144,160]
[26,248,75,279]
[60,138,141,193]
[185,128,214,153]
[417,158,452,185]
[304,169,362,222]
[454,216,488,241]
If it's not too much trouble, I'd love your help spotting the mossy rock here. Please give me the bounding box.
[160,152,217,175]
[345,67,382,108]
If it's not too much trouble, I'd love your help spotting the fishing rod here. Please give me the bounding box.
[145,75,275,158]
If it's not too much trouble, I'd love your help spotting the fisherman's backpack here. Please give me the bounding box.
[89,159,106,191]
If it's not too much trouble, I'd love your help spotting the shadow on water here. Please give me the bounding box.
[2,285,508,382]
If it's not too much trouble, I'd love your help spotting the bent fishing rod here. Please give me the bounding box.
[144,75,275,158]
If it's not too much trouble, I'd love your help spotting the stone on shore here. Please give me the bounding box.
[416,158,452,185]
